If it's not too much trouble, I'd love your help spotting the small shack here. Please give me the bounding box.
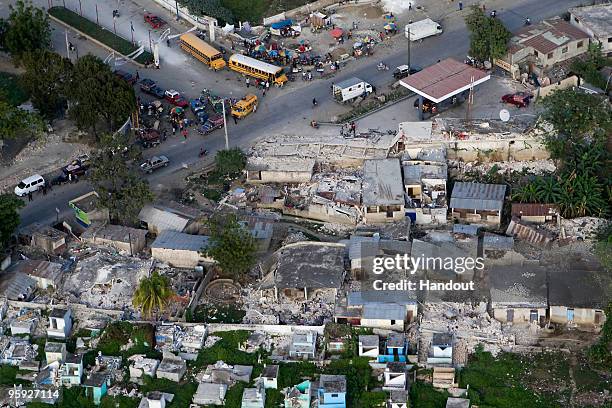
[81,223,147,255]
[151,231,210,268]
[68,191,109,227]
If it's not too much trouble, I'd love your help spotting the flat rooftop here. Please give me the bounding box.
[81,224,147,244]
[319,374,346,393]
[489,264,548,307]
[151,231,209,251]
[400,58,490,103]
[246,156,316,173]
[266,242,345,290]
[569,4,612,36]
[362,159,404,206]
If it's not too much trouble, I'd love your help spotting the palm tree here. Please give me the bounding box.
[132,271,174,319]
[512,183,539,203]
[535,176,561,204]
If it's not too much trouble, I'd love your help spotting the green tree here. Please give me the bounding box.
[0,93,43,140]
[0,194,24,250]
[68,55,136,135]
[21,49,73,119]
[540,89,611,159]
[214,147,246,180]
[88,134,153,224]
[204,213,255,276]
[511,182,539,203]
[3,0,50,58]
[464,5,511,61]
[570,43,610,90]
[535,176,561,204]
[179,0,235,24]
[132,271,174,319]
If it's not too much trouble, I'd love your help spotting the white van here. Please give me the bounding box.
[14,174,45,197]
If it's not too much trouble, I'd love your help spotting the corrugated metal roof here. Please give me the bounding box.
[511,203,558,217]
[363,303,405,320]
[482,233,514,250]
[400,58,490,103]
[348,291,417,305]
[452,224,480,235]
[402,163,447,184]
[362,159,404,206]
[151,231,209,251]
[450,182,506,211]
[139,205,190,232]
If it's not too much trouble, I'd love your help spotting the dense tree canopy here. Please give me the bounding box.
[464,5,511,61]
[88,134,153,224]
[68,55,136,135]
[0,92,43,140]
[21,50,73,119]
[204,213,255,277]
[2,0,50,58]
[0,194,24,249]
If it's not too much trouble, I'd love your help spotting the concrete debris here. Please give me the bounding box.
[203,335,222,349]
[420,303,513,359]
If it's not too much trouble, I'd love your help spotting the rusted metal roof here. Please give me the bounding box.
[511,203,559,217]
[399,58,490,103]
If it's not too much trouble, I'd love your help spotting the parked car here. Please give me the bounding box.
[140,78,157,92]
[144,13,166,29]
[15,174,45,197]
[165,89,189,108]
[149,86,166,99]
[138,128,162,148]
[190,98,206,115]
[140,155,169,173]
[197,115,224,135]
[113,70,136,85]
[62,158,89,177]
[501,92,531,108]
[393,64,422,79]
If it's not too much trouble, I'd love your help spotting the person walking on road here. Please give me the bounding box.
[182,129,188,140]
[459,1,463,10]
[233,115,238,125]
[136,71,140,81]
[28,191,32,202]
[246,77,250,88]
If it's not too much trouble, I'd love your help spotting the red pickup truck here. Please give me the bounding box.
[164,90,189,108]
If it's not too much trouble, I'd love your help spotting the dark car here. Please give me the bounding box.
[393,64,422,79]
[501,92,531,108]
[149,86,166,99]
[113,70,136,85]
[197,115,224,135]
[140,78,156,92]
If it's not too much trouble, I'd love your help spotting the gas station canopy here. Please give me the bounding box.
[399,58,490,103]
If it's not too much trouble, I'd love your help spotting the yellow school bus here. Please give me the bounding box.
[228,54,288,86]
[231,94,258,118]
[179,33,226,70]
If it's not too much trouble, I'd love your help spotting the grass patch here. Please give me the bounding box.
[192,303,246,324]
[99,395,140,408]
[0,365,31,385]
[96,321,160,359]
[0,72,29,106]
[193,330,259,369]
[410,382,449,408]
[460,347,569,408]
[141,377,198,408]
[48,7,153,65]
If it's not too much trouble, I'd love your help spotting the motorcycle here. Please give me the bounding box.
[310,120,319,129]
[199,149,208,157]
[525,18,531,26]
[377,62,389,71]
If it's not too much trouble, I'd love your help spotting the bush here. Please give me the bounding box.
[0,72,29,106]
[48,7,152,64]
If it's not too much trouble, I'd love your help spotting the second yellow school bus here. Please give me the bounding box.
[228,54,288,86]
[179,33,226,70]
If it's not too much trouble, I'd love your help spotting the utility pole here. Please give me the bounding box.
[407,21,412,69]
[113,16,117,35]
[148,30,153,53]
[95,4,99,25]
[222,99,229,149]
[78,0,82,16]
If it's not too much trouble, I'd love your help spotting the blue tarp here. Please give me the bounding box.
[271,19,293,29]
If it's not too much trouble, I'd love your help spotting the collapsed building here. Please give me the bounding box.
[402,151,448,225]
[362,159,405,224]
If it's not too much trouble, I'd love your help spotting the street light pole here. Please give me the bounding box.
[78,0,82,16]
[65,29,70,58]
[175,0,180,21]
[222,99,229,150]
[113,17,117,35]
[407,20,411,69]
[148,30,153,53]
[95,4,99,25]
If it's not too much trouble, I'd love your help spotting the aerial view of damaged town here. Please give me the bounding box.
[0,0,611,406]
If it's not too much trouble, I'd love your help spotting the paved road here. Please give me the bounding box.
[13,0,583,226]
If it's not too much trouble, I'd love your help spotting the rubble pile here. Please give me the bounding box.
[241,285,335,325]
[450,159,556,176]
[420,303,513,357]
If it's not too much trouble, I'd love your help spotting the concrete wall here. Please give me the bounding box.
[451,210,501,226]
[249,170,313,184]
[550,306,606,327]
[7,300,124,318]
[208,323,325,335]
[537,76,579,99]
[537,40,587,67]
[493,307,546,324]
[361,318,404,332]
[151,0,217,30]
[364,206,405,224]
[446,138,550,163]
[406,208,447,225]
[151,248,204,268]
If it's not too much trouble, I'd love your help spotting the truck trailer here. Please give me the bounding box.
[332,77,373,103]
[405,19,443,42]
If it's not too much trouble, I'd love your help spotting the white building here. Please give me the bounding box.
[358,335,379,358]
[569,4,612,56]
[47,308,72,339]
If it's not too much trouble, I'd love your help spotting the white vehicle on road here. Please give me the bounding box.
[15,174,45,197]
[140,156,169,173]
[405,19,443,42]
[332,77,373,103]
